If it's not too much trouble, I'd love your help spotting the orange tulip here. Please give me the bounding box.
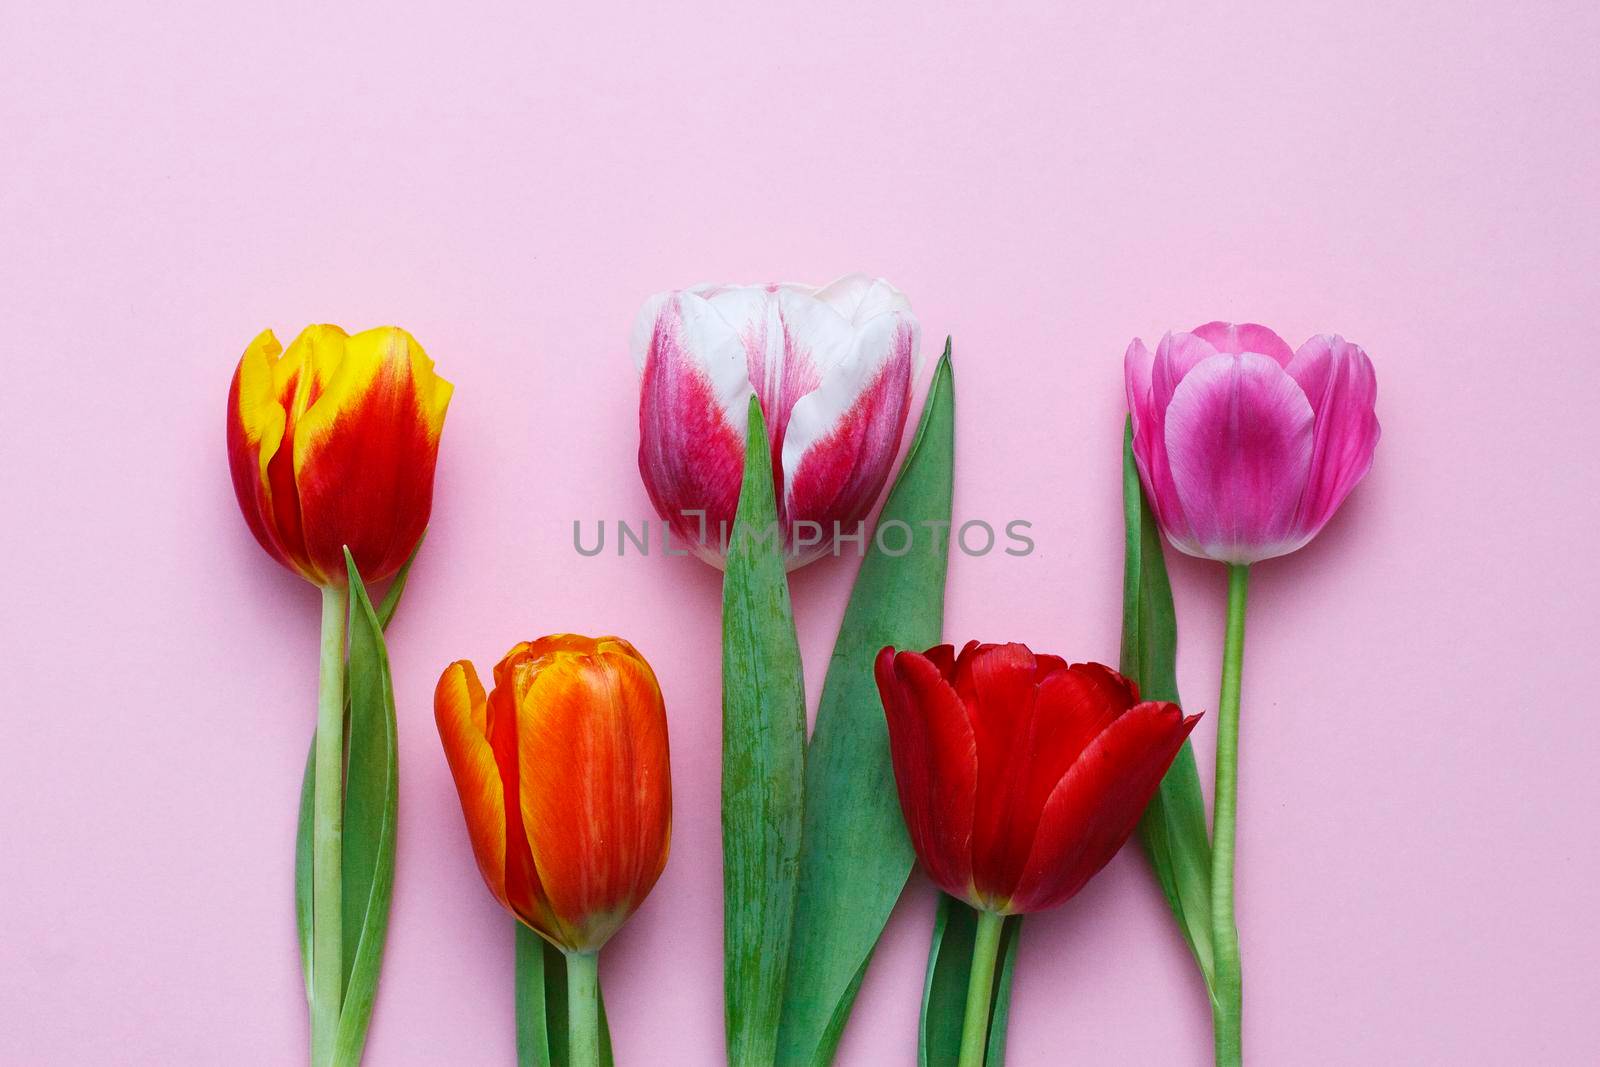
[226,324,453,586]
[434,635,672,954]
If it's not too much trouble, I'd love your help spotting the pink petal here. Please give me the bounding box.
[1150,330,1219,412]
[1191,321,1296,367]
[1131,332,1219,554]
[636,295,752,564]
[1124,336,1155,418]
[781,305,917,567]
[1164,352,1315,563]
[1285,335,1381,548]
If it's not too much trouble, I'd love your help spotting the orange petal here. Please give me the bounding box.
[434,661,512,915]
[514,640,671,951]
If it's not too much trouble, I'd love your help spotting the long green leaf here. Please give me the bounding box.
[1122,419,1215,988]
[515,924,615,1067]
[332,549,400,1063]
[918,896,1022,1067]
[295,540,422,998]
[776,342,957,1066]
[722,396,808,1065]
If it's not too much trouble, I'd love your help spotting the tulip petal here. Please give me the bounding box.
[636,293,753,563]
[226,329,314,578]
[1151,331,1220,413]
[1164,353,1315,563]
[978,664,1133,901]
[947,643,1043,904]
[1130,332,1221,554]
[515,646,672,952]
[1010,703,1199,913]
[1191,321,1296,367]
[813,273,914,325]
[434,662,513,915]
[878,648,977,901]
[1287,335,1381,548]
[781,313,917,565]
[291,326,452,583]
[1124,336,1155,417]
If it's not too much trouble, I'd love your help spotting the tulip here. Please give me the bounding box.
[226,323,451,1066]
[1123,322,1379,1065]
[227,323,453,587]
[435,635,671,1067]
[632,275,919,568]
[876,641,1198,1067]
[1124,321,1379,566]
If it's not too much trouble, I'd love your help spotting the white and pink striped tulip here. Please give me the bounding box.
[632,276,920,569]
[1125,321,1380,565]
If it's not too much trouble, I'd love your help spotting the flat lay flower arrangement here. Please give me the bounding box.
[226,280,1378,1066]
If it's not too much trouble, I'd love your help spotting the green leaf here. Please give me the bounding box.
[516,924,615,1067]
[776,342,957,1066]
[1122,418,1215,988]
[918,895,1022,1067]
[332,548,400,1064]
[721,395,808,1065]
[295,540,422,1000]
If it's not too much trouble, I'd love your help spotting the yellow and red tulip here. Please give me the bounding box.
[226,324,453,586]
[434,635,672,954]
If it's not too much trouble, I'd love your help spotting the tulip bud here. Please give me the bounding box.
[1124,321,1380,565]
[434,635,672,953]
[632,275,919,569]
[226,324,453,586]
[876,641,1198,915]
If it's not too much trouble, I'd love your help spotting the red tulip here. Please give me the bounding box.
[876,641,1199,914]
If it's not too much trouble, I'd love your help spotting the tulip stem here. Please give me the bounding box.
[1210,564,1249,1065]
[311,583,348,1067]
[566,950,602,1067]
[957,909,1005,1067]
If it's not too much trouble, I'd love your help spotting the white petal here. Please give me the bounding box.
[813,274,913,325]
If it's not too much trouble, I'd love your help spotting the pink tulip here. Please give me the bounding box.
[632,276,919,569]
[1125,321,1380,564]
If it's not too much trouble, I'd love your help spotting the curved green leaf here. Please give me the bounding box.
[722,397,808,1065]
[1122,419,1214,988]
[332,549,400,1063]
[295,540,422,1000]
[516,924,614,1067]
[918,895,1021,1067]
[777,343,957,1066]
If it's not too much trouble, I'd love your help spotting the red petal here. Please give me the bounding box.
[974,663,1133,901]
[954,643,1042,903]
[878,648,978,901]
[1009,702,1199,913]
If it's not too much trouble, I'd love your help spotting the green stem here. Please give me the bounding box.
[566,950,601,1067]
[312,583,349,1067]
[957,910,1005,1067]
[1210,564,1249,1065]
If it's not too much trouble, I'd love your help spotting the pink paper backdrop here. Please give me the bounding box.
[4,2,1597,1063]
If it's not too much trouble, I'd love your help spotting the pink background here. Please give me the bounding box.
[3,1,1597,1063]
